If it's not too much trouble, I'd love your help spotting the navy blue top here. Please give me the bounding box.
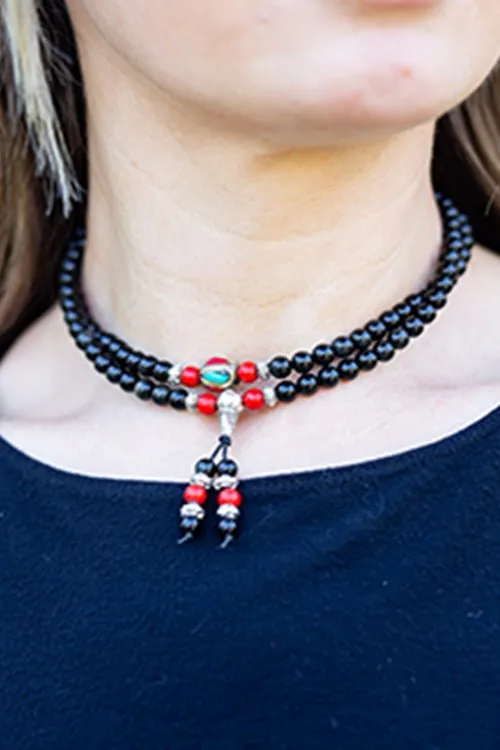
[1,406,500,750]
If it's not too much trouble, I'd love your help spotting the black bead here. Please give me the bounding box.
[380,310,401,329]
[152,385,171,406]
[106,365,123,383]
[366,319,387,340]
[332,336,355,358]
[95,355,111,373]
[114,347,130,364]
[62,298,77,311]
[98,333,113,349]
[374,341,395,362]
[338,358,359,380]
[417,303,437,323]
[318,366,340,388]
[59,284,74,299]
[152,361,172,382]
[138,357,157,376]
[312,343,334,366]
[440,262,459,278]
[435,275,455,292]
[389,328,410,349]
[394,302,412,318]
[426,288,447,309]
[291,351,314,373]
[443,247,462,263]
[119,373,136,392]
[297,373,318,395]
[126,352,142,370]
[268,356,292,379]
[134,379,153,400]
[275,381,297,403]
[351,328,372,351]
[195,458,217,477]
[406,293,424,309]
[107,339,124,355]
[75,331,94,349]
[61,258,77,274]
[217,458,238,477]
[180,517,201,534]
[84,343,102,361]
[64,310,79,324]
[357,350,378,371]
[404,317,425,337]
[456,258,468,275]
[218,518,238,536]
[169,388,188,410]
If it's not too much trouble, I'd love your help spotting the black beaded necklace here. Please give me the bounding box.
[59,193,474,547]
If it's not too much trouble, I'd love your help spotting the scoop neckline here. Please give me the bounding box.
[1,401,499,498]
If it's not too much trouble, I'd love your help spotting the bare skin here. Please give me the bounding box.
[0,0,499,481]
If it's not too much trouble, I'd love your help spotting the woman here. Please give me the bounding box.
[1,0,499,747]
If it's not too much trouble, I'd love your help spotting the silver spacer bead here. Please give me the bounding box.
[190,472,213,489]
[185,392,199,413]
[257,361,271,380]
[213,474,239,491]
[180,502,206,521]
[168,364,183,386]
[263,386,278,408]
[217,389,243,436]
[216,504,241,521]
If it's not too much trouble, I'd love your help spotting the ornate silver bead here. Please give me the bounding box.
[217,389,243,437]
[190,472,213,489]
[216,504,241,521]
[213,474,239,491]
[180,502,206,521]
[263,386,278,408]
[257,361,271,380]
[168,364,183,386]
[185,392,199,413]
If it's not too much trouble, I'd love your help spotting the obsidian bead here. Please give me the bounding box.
[95,355,111,373]
[406,293,424,309]
[297,373,318,395]
[332,336,355,358]
[461,246,472,261]
[318,366,340,387]
[98,333,113,349]
[59,284,74,299]
[275,381,297,403]
[441,262,459,278]
[114,347,130,364]
[351,329,372,351]
[107,339,124,355]
[61,258,77,274]
[417,303,437,323]
[312,343,334,366]
[426,288,447,309]
[195,458,217,477]
[456,259,468,275]
[443,247,462,263]
[106,365,123,383]
[126,352,142,370]
[462,235,474,248]
[152,385,171,406]
[134,379,153,400]
[64,310,79,324]
[119,373,136,392]
[435,275,455,292]
[338,358,359,380]
[366,319,387,340]
[217,458,238,477]
[268,356,292,379]
[84,343,102,361]
[61,298,77,311]
[389,328,410,349]
[356,350,378,371]
[138,357,157,376]
[404,316,425,337]
[75,331,93,349]
[374,341,395,362]
[152,361,172,382]
[394,302,412,318]
[292,351,314,373]
[380,310,401,329]
[169,388,188,410]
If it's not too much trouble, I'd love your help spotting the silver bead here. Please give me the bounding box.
[217,389,243,437]
[168,364,183,386]
[216,504,241,521]
[257,361,271,380]
[180,502,206,520]
[190,472,213,489]
[263,386,278,408]
[185,392,199,413]
[213,474,239,491]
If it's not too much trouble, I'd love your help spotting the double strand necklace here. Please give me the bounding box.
[59,194,474,547]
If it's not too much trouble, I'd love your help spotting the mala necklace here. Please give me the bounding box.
[59,193,474,547]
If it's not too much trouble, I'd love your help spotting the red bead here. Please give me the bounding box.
[183,485,207,504]
[197,392,218,415]
[181,366,201,388]
[218,488,242,507]
[242,388,265,411]
[237,361,258,384]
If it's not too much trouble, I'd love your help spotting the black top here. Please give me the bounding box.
[1,406,500,750]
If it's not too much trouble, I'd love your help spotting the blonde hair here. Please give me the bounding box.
[0,0,499,350]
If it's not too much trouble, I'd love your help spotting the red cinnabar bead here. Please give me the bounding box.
[197,392,218,415]
[242,388,265,410]
[183,485,207,504]
[218,488,242,507]
[181,366,201,388]
[237,361,258,384]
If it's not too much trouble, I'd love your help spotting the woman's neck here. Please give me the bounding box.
[80,31,441,362]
